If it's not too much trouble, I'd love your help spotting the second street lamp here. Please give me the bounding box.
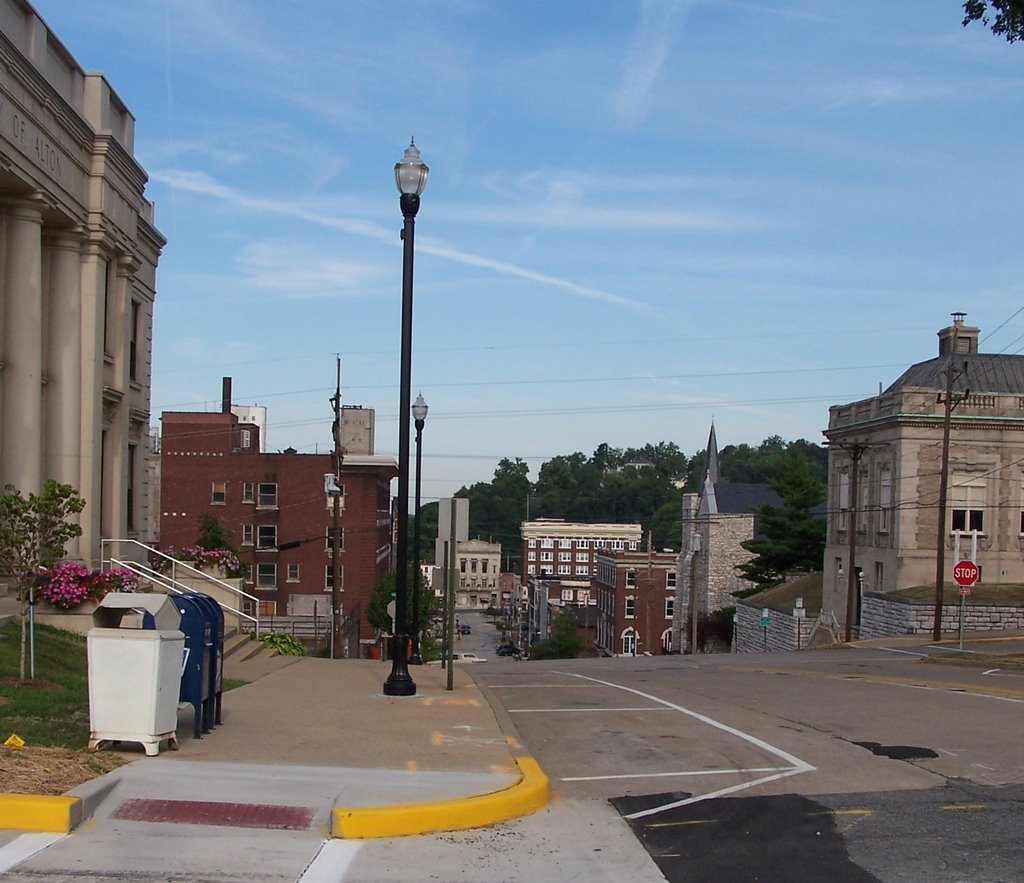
[384,140,428,697]
[409,392,428,665]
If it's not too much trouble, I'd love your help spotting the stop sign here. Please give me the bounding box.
[953,559,979,587]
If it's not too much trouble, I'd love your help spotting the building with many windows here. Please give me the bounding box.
[823,314,1024,634]
[158,392,395,651]
[595,549,677,656]
[520,518,643,579]
[454,538,501,608]
[0,0,164,567]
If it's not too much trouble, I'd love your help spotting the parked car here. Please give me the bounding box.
[459,624,472,635]
[495,644,521,659]
[452,651,486,663]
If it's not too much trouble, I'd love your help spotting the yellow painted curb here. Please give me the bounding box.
[332,756,548,839]
[0,794,82,832]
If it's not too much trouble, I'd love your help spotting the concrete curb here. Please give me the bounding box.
[331,755,549,839]
[0,794,82,833]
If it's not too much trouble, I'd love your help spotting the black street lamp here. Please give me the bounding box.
[409,392,429,665]
[384,140,428,697]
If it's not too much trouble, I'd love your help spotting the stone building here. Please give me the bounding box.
[454,538,501,608]
[823,314,1024,634]
[0,0,164,566]
[672,424,782,652]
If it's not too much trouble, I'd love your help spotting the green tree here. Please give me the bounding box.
[367,568,435,636]
[736,449,827,592]
[963,1,1024,42]
[527,607,584,660]
[456,458,533,568]
[195,513,235,552]
[0,481,86,680]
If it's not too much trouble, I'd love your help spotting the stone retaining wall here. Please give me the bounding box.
[733,603,815,653]
[860,593,1024,637]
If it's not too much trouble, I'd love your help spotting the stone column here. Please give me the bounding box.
[0,198,45,494]
[78,233,108,568]
[43,230,85,558]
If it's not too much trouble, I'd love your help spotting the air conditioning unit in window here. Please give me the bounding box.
[324,473,341,495]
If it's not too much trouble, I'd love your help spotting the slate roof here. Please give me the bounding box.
[713,482,783,515]
[885,353,1024,395]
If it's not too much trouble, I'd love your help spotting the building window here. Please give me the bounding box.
[575,565,589,576]
[612,540,624,550]
[576,539,589,549]
[559,551,572,562]
[558,564,571,575]
[325,565,343,590]
[838,469,850,530]
[879,465,893,533]
[256,563,276,588]
[628,540,638,551]
[558,538,571,548]
[257,524,277,549]
[287,563,300,582]
[665,597,674,619]
[950,474,985,533]
[211,481,226,504]
[858,467,869,531]
[577,589,590,604]
[541,538,554,549]
[527,538,536,548]
[625,596,636,618]
[626,569,637,588]
[471,559,478,573]
[242,482,254,504]
[621,630,637,656]
[561,589,574,602]
[527,564,535,575]
[326,526,344,552]
[482,560,488,574]
[126,444,136,531]
[595,539,606,549]
[460,559,467,573]
[541,551,553,562]
[528,551,536,561]
[575,552,588,562]
[258,482,278,508]
[874,561,884,593]
[242,524,254,546]
[240,429,251,449]
[128,300,140,381]
[666,571,677,589]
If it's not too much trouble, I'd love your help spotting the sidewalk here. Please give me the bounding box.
[1,642,547,839]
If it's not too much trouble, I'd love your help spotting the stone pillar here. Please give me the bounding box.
[43,230,85,558]
[78,234,108,568]
[0,198,45,494]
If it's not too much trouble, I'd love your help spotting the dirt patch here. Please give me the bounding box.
[0,746,130,796]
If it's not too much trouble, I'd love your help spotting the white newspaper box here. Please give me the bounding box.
[87,593,185,756]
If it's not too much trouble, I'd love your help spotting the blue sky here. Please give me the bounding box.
[39,1,1024,502]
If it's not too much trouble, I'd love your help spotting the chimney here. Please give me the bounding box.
[937,313,979,357]
[222,377,232,414]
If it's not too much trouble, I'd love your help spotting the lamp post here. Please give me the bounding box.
[409,392,428,665]
[384,140,428,697]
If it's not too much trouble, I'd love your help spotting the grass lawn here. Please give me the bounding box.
[0,620,91,748]
[0,619,249,751]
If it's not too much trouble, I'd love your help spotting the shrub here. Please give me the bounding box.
[260,632,305,656]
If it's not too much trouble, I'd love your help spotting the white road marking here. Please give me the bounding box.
[555,671,816,820]
[298,839,363,882]
[563,766,790,782]
[489,683,607,689]
[875,647,928,657]
[508,706,671,713]
[983,668,1024,679]
[0,833,66,873]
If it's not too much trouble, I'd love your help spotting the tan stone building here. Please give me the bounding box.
[672,424,782,652]
[0,0,163,566]
[455,538,501,608]
[823,314,1024,634]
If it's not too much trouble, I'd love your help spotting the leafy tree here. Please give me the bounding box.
[526,607,584,660]
[0,481,85,679]
[367,567,435,635]
[736,449,827,592]
[455,457,533,568]
[195,513,236,552]
[963,1,1024,42]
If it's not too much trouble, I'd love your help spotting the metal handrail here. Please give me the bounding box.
[101,538,260,634]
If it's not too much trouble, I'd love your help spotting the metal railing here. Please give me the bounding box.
[100,538,259,634]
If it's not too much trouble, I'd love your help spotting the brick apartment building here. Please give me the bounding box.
[595,549,678,656]
[158,393,395,647]
[520,518,643,579]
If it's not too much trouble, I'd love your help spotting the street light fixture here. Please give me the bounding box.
[384,140,428,697]
[409,392,429,665]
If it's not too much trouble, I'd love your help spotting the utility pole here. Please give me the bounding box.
[330,356,344,659]
[932,329,969,642]
[826,440,869,643]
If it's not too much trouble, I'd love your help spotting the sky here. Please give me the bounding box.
[37,1,1024,503]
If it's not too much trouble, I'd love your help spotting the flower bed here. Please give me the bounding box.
[35,562,141,611]
[152,546,242,577]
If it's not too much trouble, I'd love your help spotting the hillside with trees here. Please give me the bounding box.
[416,436,827,574]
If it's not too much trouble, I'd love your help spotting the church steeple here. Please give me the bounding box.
[704,422,720,485]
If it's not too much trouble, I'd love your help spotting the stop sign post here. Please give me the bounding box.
[953,559,979,594]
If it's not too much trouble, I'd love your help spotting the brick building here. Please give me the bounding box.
[595,549,677,656]
[158,395,395,647]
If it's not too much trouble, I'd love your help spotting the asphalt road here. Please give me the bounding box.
[472,638,1024,882]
